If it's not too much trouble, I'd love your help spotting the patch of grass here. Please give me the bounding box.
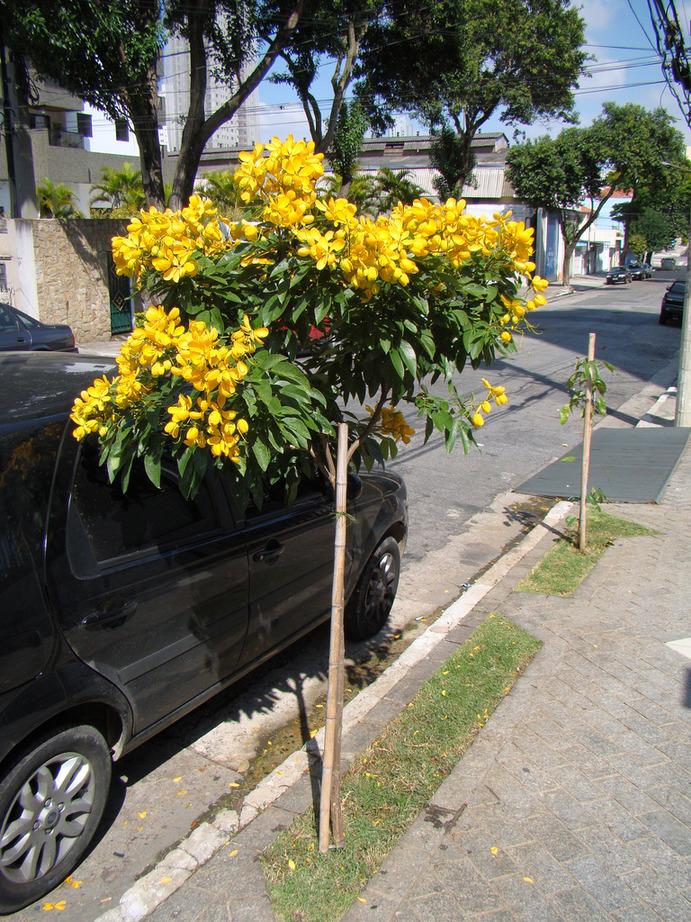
[517,508,654,597]
[262,616,541,922]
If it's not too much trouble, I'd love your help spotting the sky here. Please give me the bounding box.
[256,0,691,146]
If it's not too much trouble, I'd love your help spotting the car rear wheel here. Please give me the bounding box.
[659,311,668,325]
[0,726,111,914]
[345,536,401,641]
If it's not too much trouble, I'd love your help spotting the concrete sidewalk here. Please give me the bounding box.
[131,442,691,919]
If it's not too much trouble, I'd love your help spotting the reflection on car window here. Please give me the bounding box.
[670,282,685,294]
[244,473,328,520]
[0,304,17,333]
[14,309,41,328]
[70,441,219,563]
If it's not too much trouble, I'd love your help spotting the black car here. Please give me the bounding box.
[641,263,654,278]
[605,267,631,285]
[659,280,685,324]
[0,353,407,913]
[0,302,76,352]
[627,262,645,280]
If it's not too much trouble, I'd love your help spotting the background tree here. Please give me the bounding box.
[507,103,687,284]
[196,170,244,214]
[370,168,424,212]
[36,178,82,218]
[357,0,588,194]
[270,1,379,154]
[90,163,146,215]
[329,99,369,196]
[1,0,306,208]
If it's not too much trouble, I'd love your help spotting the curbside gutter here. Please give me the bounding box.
[95,499,572,922]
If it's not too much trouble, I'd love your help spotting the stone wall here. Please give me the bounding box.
[31,218,128,342]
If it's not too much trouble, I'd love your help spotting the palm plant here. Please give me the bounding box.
[36,179,82,218]
[371,168,425,213]
[90,163,145,214]
[196,171,243,215]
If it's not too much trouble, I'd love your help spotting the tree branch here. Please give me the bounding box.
[317,19,366,155]
[347,388,389,462]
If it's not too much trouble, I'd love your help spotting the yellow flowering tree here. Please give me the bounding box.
[74,134,548,504]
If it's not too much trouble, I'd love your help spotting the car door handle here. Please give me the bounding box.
[81,600,138,629]
[253,541,284,564]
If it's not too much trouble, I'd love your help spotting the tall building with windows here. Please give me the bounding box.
[159,34,260,153]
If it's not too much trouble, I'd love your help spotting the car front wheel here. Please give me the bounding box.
[0,726,111,914]
[345,536,401,641]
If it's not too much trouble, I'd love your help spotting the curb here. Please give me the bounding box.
[95,499,572,922]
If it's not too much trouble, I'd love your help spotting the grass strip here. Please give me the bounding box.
[262,615,541,921]
[516,508,653,597]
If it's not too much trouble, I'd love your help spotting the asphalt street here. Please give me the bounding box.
[12,273,682,921]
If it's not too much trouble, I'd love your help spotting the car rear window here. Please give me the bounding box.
[69,440,221,565]
[669,282,685,295]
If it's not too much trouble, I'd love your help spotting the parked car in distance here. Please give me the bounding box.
[0,352,407,913]
[659,280,685,324]
[660,256,677,269]
[605,267,631,285]
[627,261,647,280]
[0,302,76,352]
[640,263,654,278]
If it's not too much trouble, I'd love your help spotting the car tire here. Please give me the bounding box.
[345,536,400,641]
[0,726,111,914]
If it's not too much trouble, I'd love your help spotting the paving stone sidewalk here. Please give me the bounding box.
[344,445,691,922]
[144,443,691,922]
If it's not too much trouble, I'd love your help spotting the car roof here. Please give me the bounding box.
[0,352,116,425]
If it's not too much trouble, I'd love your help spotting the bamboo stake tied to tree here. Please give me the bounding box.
[579,332,596,551]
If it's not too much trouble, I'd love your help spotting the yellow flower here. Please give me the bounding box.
[471,412,485,428]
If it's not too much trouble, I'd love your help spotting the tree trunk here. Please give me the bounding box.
[562,241,575,286]
[168,0,209,209]
[171,0,304,209]
[127,68,165,209]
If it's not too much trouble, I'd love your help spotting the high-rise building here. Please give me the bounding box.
[159,34,260,153]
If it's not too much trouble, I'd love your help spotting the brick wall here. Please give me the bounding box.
[31,218,128,342]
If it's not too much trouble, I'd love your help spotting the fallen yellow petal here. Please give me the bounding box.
[228,782,240,789]
[229,849,239,858]
[55,903,67,912]
[70,880,82,889]
[309,729,318,738]
[159,876,173,886]
[41,904,54,912]
[357,897,368,904]
[173,776,183,784]
[137,811,148,819]
[490,847,499,856]
[176,789,188,796]
[288,859,296,871]
[523,876,534,884]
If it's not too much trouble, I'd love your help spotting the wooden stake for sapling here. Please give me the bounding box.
[579,333,596,552]
[319,422,349,853]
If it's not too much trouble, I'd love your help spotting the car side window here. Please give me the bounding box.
[242,473,330,522]
[0,305,17,333]
[14,309,41,329]
[68,440,221,567]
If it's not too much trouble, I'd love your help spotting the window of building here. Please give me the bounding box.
[30,113,50,130]
[115,119,130,142]
[0,264,7,290]
[76,113,93,138]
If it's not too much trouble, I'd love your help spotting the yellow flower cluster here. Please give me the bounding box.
[111,195,231,284]
[471,378,509,428]
[71,307,268,464]
[367,405,416,444]
[234,135,325,228]
[293,193,548,303]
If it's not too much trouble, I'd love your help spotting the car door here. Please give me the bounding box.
[0,304,31,350]
[46,437,250,733]
[232,478,336,667]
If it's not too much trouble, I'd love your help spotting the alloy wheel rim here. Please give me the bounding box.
[363,551,397,629]
[0,752,95,883]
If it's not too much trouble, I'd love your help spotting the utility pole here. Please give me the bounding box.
[675,204,691,426]
[0,45,38,218]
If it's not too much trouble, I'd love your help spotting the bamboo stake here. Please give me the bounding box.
[579,333,596,552]
[319,422,349,853]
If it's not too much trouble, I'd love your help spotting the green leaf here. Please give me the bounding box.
[560,455,577,462]
[399,340,417,377]
[389,348,404,379]
[253,437,271,472]
[144,453,161,489]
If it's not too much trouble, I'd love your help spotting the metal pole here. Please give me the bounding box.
[674,203,691,426]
